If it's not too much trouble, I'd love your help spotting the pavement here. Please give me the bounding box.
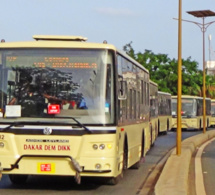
[153,130,215,195]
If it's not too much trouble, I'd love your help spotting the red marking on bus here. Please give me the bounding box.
[48,105,60,114]
[40,164,51,172]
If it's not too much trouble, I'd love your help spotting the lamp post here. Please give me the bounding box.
[176,0,182,155]
[186,10,215,133]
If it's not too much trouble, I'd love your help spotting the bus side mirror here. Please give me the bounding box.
[118,81,127,100]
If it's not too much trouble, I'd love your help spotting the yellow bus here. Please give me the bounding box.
[171,95,211,130]
[210,99,215,127]
[157,91,172,134]
[149,80,158,144]
[0,35,152,185]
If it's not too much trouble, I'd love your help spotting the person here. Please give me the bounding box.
[78,98,88,109]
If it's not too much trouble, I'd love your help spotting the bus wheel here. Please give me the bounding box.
[107,140,127,185]
[9,174,28,185]
[107,174,121,185]
[123,139,128,170]
[131,159,140,169]
[150,127,155,147]
[199,121,202,131]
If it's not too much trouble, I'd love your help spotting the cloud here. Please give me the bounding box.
[95,7,135,16]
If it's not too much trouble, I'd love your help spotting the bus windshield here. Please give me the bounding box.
[0,48,114,125]
[171,98,197,117]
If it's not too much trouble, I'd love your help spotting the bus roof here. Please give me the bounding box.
[171,95,211,100]
[0,35,149,74]
[0,36,115,50]
[149,80,158,86]
[33,35,88,42]
[158,91,171,96]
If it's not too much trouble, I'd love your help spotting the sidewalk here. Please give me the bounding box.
[153,130,215,195]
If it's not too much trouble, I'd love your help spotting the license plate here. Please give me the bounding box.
[37,163,55,173]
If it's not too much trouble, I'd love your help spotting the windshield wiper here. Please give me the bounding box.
[0,121,27,132]
[55,116,92,134]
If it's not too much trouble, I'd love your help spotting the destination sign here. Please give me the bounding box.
[6,56,97,69]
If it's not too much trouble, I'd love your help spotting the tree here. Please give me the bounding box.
[123,42,215,97]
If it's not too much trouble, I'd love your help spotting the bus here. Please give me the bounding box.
[210,99,215,127]
[149,80,158,144]
[171,95,211,130]
[0,35,153,185]
[157,91,172,134]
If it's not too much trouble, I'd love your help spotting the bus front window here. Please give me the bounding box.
[0,49,115,125]
[171,98,197,118]
[181,99,197,117]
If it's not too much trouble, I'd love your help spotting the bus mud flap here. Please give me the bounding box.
[71,158,82,184]
[75,172,81,184]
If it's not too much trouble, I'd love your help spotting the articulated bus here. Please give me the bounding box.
[0,35,153,185]
[149,80,158,143]
[171,95,211,130]
[157,91,172,134]
[211,99,215,127]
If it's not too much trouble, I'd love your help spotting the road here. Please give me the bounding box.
[0,130,202,195]
[198,136,215,195]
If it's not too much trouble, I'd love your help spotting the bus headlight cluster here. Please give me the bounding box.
[92,143,111,150]
[92,144,105,150]
[0,142,4,148]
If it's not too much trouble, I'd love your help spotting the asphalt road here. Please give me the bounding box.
[0,130,203,195]
[201,137,215,195]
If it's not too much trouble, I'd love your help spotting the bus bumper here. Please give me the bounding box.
[171,117,199,130]
[1,154,114,184]
[171,122,198,130]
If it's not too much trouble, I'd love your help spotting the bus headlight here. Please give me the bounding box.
[0,142,4,148]
[92,144,98,150]
[99,144,105,150]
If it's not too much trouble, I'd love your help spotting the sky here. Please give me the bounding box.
[1,0,215,70]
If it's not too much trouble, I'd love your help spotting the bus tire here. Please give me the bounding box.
[107,139,128,185]
[167,120,169,131]
[106,174,121,185]
[199,121,202,131]
[9,174,28,185]
[123,137,128,170]
[158,120,160,134]
[131,159,140,169]
[207,119,209,130]
[150,126,155,147]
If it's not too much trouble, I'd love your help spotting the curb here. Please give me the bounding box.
[138,150,172,195]
[154,130,215,195]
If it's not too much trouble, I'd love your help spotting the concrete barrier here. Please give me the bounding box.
[154,130,215,195]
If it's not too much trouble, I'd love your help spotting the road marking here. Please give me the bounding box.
[195,137,215,195]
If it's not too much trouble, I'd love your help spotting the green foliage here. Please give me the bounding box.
[123,42,215,98]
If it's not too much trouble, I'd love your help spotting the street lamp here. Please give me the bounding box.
[176,0,182,156]
[186,10,215,133]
